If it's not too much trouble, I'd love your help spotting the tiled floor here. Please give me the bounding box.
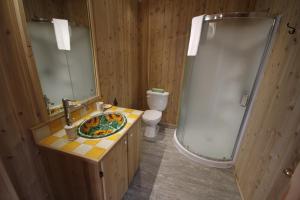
[123,127,241,200]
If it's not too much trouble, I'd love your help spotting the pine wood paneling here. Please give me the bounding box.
[0,0,51,199]
[138,0,255,125]
[91,0,139,108]
[235,0,300,199]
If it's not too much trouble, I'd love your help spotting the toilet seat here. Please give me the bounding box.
[142,110,162,124]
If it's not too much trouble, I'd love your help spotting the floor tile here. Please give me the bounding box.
[123,127,241,200]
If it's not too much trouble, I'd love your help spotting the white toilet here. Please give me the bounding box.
[142,90,169,138]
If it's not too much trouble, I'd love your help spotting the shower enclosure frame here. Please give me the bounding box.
[174,12,281,168]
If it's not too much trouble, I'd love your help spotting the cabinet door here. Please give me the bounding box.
[128,119,141,184]
[42,149,104,200]
[101,136,128,200]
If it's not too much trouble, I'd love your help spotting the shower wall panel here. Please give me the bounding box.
[177,18,274,160]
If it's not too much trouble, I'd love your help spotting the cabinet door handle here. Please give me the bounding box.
[99,171,104,178]
[124,140,127,144]
[130,133,133,137]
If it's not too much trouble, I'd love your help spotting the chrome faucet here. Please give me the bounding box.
[62,98,88,126]
[62,98,73,126]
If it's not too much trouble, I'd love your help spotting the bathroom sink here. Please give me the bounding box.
[77,112,127,139]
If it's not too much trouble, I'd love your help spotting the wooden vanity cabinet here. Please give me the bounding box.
[101,135,128,200]
[100,119,141,200]
[41,119,141,200]
[41,149,104,200]
[127,119,141,184]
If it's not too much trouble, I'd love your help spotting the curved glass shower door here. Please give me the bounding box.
[176,16,275,162]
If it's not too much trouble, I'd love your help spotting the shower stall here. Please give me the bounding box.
[174,13,279,168]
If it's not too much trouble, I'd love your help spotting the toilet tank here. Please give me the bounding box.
[147,90,169,111]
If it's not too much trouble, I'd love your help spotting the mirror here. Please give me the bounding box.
[22,0,96,116]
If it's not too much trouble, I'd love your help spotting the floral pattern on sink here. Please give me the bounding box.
[78,112,127,139]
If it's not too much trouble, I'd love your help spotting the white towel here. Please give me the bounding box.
[52,18,71,50]
[187,15,205,56]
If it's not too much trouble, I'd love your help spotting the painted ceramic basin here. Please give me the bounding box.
[77,112,127,139]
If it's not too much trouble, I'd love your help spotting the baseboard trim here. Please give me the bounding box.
[233,170,245,200]
[159,122,177,129]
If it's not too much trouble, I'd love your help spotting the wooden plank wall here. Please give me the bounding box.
[235,0,300,199]
[138,0,256,125]
[0,0,52,199]
[90,0,139,108]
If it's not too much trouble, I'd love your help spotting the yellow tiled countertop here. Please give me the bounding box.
[38,106,143,164]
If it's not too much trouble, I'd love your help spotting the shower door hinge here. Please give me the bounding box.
[240,94,249,107]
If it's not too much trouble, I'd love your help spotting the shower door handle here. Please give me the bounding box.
[240,94,249,107]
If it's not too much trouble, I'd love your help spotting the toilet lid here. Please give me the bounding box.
[143,110,162,120]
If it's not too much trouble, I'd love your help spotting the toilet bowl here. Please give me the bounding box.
[142,110,162,138]
[142,90,169,138]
